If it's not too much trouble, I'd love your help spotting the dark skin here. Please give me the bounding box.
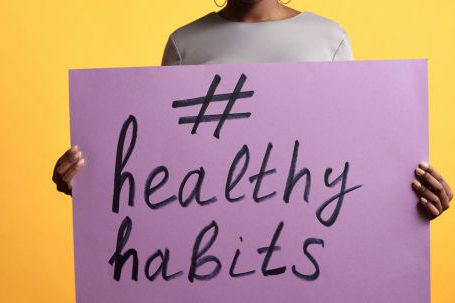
[218,0,300,22]
[53,0,452,219]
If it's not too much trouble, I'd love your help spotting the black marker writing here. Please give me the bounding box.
[109,216,138,281]
[283,140,311,203]
[144,166,177,210]
[292,238,325,281]
[179,167,217,207]
[188,220,222,282]
[316,162,362,227]
[225,144,250,203]
[172,74,254,139]
[257,221,286,276]
[229,237,256,278]
[249,142,277,203]
[144,248,183,282]
[112,115,137,213]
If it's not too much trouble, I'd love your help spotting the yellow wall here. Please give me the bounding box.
[1,1,454,302]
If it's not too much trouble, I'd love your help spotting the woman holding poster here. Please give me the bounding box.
[52,0,452,218]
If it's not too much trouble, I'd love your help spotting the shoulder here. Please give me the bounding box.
[162,13,219,66]
[299,11,348,40]
[168,12,219,46]
[298,11,352,60]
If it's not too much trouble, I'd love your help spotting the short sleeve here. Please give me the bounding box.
[161,36,182,66]
[332,34,354,61]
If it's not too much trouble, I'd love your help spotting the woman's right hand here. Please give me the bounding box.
[52,146,85,196]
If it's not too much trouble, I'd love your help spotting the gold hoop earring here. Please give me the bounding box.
[214,0,227,7]
[278,0,292,4]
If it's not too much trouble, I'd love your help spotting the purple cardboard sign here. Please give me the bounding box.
[69,60,429,303]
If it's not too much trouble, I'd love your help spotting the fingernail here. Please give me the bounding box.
[77,159,85,166]
[420,197,440,216]
[73,151,82,160]
[420,162,429,169]
[412,180,421,188]
[415,168,425,177]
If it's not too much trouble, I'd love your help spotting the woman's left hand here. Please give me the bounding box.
[412,162,453,219]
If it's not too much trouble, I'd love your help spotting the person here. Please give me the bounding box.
[52,0,452,218]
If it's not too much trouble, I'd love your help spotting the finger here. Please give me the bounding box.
[62,158,85,189]
[412,180,443,212]
[415,167,450,210]
[56,181,72,195]
[56,148,82,176]
[419,197,440,219]
[56,146,79,165]
[419,162,453,201]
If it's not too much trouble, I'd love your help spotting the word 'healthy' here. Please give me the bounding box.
[108,115,363,284]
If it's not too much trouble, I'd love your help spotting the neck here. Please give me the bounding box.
[219,0,299,23]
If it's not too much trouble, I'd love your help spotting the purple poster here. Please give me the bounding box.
[69,60,429,303]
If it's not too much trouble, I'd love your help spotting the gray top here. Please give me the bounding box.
[162,11,353,66]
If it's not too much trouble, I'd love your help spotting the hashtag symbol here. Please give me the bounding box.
[172,74,254,139]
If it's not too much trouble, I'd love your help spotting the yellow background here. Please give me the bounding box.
[1,0,454,302]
